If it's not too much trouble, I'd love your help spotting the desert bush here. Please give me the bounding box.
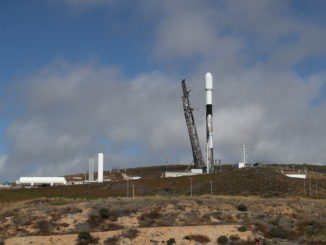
[99,208,109,218]
[217,235,228,244]
[302,222,326,237]
[256,214,265,219]
[104,236,120,245]
[58,222,69,228]
[221,214,237,223]
[157,212,179,226]
[269,218,280,227]
[34,220,55,234]
[268,227,288,239]
[253,222,267,233]
[87,215,122,231]
[237,204,247,212]
[176,204,186,211]
[211,211,223,219]
[87,215,102,229]
[230,234,240,241]
[138,208,162,227]
[167,238,176,245]
[123,228,139,239]
[237,226,247,232]
[78,232,92,240]
[101,222,123,231]
[12,213,34,226]
[185,234,210,244]
[96,208,122,221]
[77,232,99,245]
[236,212,248,220]
[75,223,90,232]
[2,210,18,218]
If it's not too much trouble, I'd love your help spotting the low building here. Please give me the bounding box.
[285,174,306,179]
[16,177,67,186]
[163,169,203,178]
[0,184,11,189]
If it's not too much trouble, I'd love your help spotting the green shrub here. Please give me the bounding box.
[185,234,210,243]
[237,204,248,212]
[104,236,120,245]
[123,228,139,239]
[78,232,92,240]
[167,238,176,245]
[238,226,247,232]
[34,220,55,234]
[268,227,288,239]
[99,208,109,218]
[76,231,99,245]
[217,235,228,244]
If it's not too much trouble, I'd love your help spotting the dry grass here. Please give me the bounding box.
[1,195,326,244]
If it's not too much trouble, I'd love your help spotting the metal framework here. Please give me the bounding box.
[181,79,206,170]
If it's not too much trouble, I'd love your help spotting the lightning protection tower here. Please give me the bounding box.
[88,158,94,181]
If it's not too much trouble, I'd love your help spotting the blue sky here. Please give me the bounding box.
[1,0,326,181]
[0,1,157,81]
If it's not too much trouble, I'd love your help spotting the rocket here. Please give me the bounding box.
[205,72,213,173]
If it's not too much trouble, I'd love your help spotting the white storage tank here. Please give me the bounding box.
[98,153,104,183]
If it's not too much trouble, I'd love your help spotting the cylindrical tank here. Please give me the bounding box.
[98,153,104,182]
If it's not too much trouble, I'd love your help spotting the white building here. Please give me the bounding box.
[163,169,203,178]
[16,177,67,186]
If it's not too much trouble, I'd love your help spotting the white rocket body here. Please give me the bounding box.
[98,153,104,182]
[205,73,213,173]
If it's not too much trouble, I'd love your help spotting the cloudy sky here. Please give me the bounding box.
[1,0,326,181]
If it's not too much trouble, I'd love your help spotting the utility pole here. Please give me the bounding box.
[304,177,306,196]
[315,179,318,197]
[309,176,312,197]
[190,177,193,197]
[126,179,129,198]
[210,180,213,195]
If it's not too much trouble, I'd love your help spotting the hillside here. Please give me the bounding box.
[1,167,326,203]
[2,196,326,244]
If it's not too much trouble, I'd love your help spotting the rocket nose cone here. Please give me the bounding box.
[205,72,213,89]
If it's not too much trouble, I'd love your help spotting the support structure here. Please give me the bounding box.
[88,158,94,181]
[205,73,214,173]
[181,80,206,170]
[242,143,247,165]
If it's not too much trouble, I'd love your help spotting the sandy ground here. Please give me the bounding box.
[5,224,252,245]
